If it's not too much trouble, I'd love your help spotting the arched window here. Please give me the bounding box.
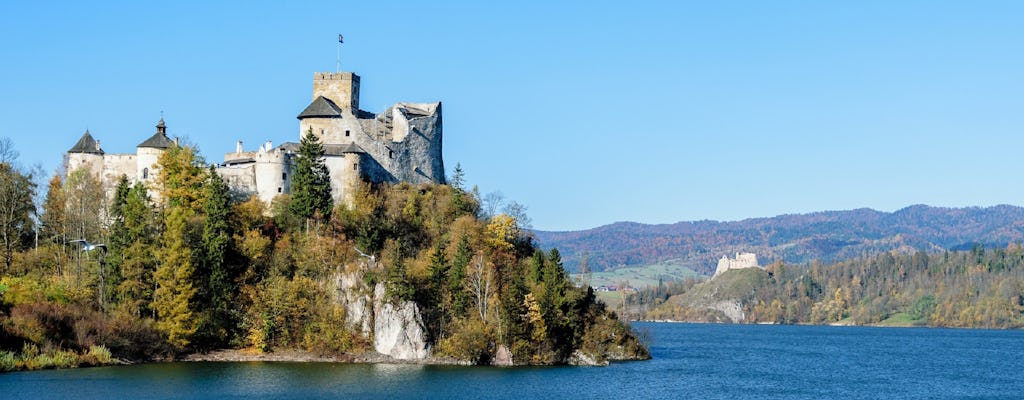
[142,167,149,180]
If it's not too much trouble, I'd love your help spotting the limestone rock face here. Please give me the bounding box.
[337,271,373,336]
[335,266,431,360]
[709,300,745,323]
[492,345,513,366]
[372,283,430,360]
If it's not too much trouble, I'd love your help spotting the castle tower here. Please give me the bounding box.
[312,72,359,111]
[136,118,175,183]
[67,129,105,177]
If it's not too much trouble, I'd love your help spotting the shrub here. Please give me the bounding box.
[0,350,16,371]
[51,349,78,368]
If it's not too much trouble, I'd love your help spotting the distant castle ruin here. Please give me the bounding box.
[714,252,761,277]
[66,70,445,206]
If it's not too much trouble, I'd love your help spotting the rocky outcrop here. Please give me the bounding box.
[491,345,513,366]
[337,271,373,336]
[334,267,431,361]
[372,284,430,360]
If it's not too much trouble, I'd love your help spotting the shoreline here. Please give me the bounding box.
[181,349,472,366]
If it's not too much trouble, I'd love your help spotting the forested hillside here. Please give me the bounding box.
[636,245,1024,328]
[0,135,647,372]
[535,206,1024,275]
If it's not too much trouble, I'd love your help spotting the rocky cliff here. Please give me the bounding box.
[335,265,430,361]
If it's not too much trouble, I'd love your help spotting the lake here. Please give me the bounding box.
[3,322,1023,399]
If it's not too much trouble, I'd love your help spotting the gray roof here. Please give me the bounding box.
[275,141,365,155]
[297,96,343,119]
[325,143,365,155]
[138,118,175,149]
[68,130,104,154]
[137,131,175,149]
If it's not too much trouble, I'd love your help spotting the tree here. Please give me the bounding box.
[155,144,206,211]
[64,168,107,288]
[289,128,332,221]
[115,183,157,318]
[197,167,236,344]
[450,163,465,189]
[39,174,68,275]
[152,206,198,348]
[467,252,493,321]
[0,153,36,273]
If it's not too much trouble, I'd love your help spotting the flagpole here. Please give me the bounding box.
[336,34,344,72]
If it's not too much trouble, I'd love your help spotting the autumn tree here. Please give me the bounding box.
[153,206,198,348]
[0,138,36,273]
[39,174,68,275]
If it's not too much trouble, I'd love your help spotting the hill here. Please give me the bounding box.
[640,245,1024,329]
[534,205,1024,276]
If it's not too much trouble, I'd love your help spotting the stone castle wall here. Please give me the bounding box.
[67,69,444,209]
[714,252,761,277]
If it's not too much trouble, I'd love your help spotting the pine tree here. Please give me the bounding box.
[289,128,332,221]
[449,236,472,316]
[153,206,198,348]
[197,167,235,344]
[116,183,157,318]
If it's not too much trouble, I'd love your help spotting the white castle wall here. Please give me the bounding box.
[66,69,445,210]
[714,252,761,277]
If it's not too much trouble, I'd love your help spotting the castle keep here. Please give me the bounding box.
[67,70,445,205]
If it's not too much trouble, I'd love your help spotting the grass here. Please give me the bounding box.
[877,312,924,327]
[0,344,118,372]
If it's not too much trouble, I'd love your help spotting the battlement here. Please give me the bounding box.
[313,72,360,110]
[314,72,360,82]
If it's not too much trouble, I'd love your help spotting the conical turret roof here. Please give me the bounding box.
[68,130,104,154]
[137,118,175,149]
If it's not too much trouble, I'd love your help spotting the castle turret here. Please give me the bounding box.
[67,129,105,177]
[136,118,175,182]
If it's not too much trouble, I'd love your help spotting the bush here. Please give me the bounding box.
[436,318,494,364]
[51,349,78,368]
[0,350,16,371]
[83,345,113,366]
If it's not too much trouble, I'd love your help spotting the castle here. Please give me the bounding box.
[714,252,761,277]
[66,70,445,206]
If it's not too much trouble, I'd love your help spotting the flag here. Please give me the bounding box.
[338,34,344,44]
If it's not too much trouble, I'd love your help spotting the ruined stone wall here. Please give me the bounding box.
[714,252,761,277]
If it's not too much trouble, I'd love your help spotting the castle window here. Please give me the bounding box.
[389,150,394,159]
[345,130,351,137]
[353,163,358,171]
[278,187,282,193]
[142,167,149,180]
[282,172,287,180]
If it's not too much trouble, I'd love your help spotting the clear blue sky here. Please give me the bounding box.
[1,1,1021,231]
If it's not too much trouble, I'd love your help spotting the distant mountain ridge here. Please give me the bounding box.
[533,205,1024,276]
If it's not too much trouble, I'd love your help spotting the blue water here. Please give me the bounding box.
[3,323,1023,399]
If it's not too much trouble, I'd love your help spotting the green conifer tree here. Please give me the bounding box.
[117,183,157,318]
[289,128,333,221]
[197,167,235,344]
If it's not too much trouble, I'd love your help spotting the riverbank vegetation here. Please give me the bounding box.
[635,245,1024,328]
[0,136,647,371]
